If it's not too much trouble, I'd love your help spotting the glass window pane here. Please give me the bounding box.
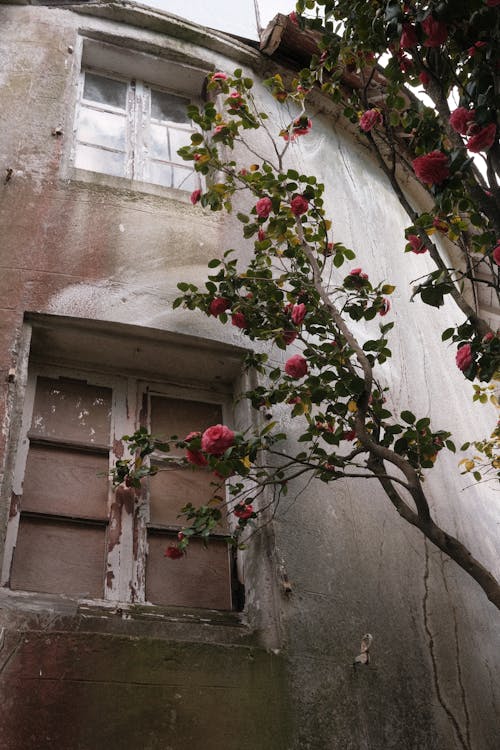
[30,377,112,445]
[78,107,126,151]
[75,143,125,178]
[150,122,169,160]
[147,161,172,188]
[172,167,196,191]
[83,72,127,110]
[169,127,191,164]
[151,90,190,123]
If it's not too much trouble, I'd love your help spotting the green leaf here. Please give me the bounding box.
[441,327,454,341]
[207,258,221,268]
[237,213,249,223]
[401,410,415,424]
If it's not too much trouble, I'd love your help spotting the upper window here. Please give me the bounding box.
[74,69,197,191]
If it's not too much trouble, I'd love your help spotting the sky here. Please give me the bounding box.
[138,0,294,40]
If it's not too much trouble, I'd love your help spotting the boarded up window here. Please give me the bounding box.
[10,377,111,598]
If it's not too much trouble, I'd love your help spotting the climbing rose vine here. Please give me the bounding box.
[111,61,500,611]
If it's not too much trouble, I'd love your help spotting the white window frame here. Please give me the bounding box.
[74,67,198,191]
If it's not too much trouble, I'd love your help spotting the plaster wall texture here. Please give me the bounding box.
[0,4,498,750]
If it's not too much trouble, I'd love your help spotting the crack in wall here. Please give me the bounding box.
[423,541,470,750]
[440,557,472,749]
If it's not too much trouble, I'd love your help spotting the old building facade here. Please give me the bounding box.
[0,2,499,749]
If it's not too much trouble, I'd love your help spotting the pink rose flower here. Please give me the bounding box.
[231,311,247,329]
[256,197,273,218]
[400,23,417,49]
[201,424,235,455]
[212,71,228,81]
[359,109,383,132]
[209,297,231,316]
[257,228,266,241]
[228,91,243,107]
[422,16,448,47]
[407,234,427,254]
[379,298,391,316]
[456,343,473,372]
[283,330,298,345]
[285,354,308,379]
[419,71,430,86]
[350,267,369,279]
[190,189,202,205]
[165,545,184,560]
[291,303,306,326]
[449,107,476,135]
[290,195,309,216]
[412,150,450,185]
[467,123,497,153]
[492,241,500,266]
[289,11,298,25]
[293,116,312,136]
[185,431,208,467]
[234,503,254,519]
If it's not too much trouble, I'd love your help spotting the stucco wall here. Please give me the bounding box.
[0,4,498,750]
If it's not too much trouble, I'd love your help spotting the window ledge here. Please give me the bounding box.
[0,588,257,646]
[66,167,199,206]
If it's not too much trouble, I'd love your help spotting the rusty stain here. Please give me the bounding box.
[112,438,124,459]
[8,493,20,519]
[108,486,135,552]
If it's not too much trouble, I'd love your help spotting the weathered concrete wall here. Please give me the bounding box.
[0,3,499,750]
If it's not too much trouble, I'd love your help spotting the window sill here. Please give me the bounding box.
[65,167,199,206]
[0,588,256,646]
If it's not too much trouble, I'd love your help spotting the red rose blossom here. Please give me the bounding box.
[165,545,184,560]
[283,330,298,345]
[433,218,448,233]
[449,107,476,135]
[190,189,202,205]
[412,151,450,185]
[492,241,500,266]
[419,71,430,86]
[201,424,235,455]
[456,344,473,372]
[400,23,417,49]
[291,303,306,326]
[289,11,298,25]
[343,430,356,441]
[290,195,309,216]
[422,16,448,47]
[209,297,231,316]
[467,123,497,153]
[231,311,247,329]
[407,234,426,254]
[257,228,266,241]
[185,431,208,467]
[256,197,273,218]
[359,109,382,132]
[234,503,254,519]
[285,354,308,379]
[350,267,369,279]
